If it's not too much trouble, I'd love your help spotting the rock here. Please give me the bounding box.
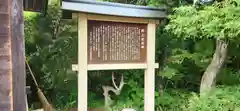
[121,108,136,111]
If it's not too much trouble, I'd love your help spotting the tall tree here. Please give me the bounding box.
[166,0,240,93]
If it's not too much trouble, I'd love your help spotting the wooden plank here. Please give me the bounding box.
[78,13,88,111]
[11,0,26,110]
[72,63,159,71]
[88,63,159,70]
[0,0,26,110]
[0,0,12,111]
[148,19,159,24]
[0,57,12,111]
[87,14,151,24]
[144,23,156,111]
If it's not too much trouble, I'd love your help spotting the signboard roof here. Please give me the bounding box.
[61,0,167,19]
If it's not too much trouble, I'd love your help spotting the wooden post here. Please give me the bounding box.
[11,0,26,110]
[72,13,159,111]
[78,13,88,111]
[0,0,26,110]
[144,22,156,111]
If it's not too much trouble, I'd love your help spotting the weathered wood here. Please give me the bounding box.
[11,0,26,110]
[0,0,26,110]
[0,0,12,110]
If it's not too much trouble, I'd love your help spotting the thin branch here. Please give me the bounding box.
[112,72,119,90]
[118,74,125,91]
[102,72,125,107]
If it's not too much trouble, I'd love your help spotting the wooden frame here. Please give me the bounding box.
[72,63,159,71]
[78,13,88,111]
[87,14,159,24]
[74,13,159,111]
[145,22,156,111]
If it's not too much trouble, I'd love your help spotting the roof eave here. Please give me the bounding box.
[61,1,167,19]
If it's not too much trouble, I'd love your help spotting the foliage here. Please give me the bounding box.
[166,0,240,40]
[217,68,240,85]
[155,89,190,111]
[25,1,79,108]
[165,0,240,92]
[24,0,240,110]
[186,85,240,111]
[87,85,240,111]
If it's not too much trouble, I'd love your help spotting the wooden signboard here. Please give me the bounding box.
[71,14,159,111]
[87,20,147,64]
[62,0,166,111]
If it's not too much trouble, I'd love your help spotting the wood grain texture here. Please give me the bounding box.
[0,0,26,110]
[10,0,26,110]
[0,0,12,110]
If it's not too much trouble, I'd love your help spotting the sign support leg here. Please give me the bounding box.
[144,22,156,111]
[144,68,155,111]
[78,13,88,111]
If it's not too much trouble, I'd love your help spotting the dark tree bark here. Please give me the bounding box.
[200,39,228,94]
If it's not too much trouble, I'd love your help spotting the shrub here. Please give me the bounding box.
[186,85,240,111]
[156,89,190,111]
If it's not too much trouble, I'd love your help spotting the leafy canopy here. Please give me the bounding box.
[166,0,240,40]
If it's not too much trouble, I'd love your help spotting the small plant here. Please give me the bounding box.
[186,85,240,111]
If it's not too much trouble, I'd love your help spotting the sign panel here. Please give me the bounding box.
[88,20,147,64]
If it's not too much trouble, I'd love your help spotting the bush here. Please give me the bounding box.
[217,68,240,85]
[186,85,240,111]
[155,89,190,111]
[86,85,240,111]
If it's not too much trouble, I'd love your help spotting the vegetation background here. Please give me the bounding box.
[25,0,240,110]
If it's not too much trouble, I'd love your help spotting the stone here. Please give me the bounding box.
[121,108,136,111]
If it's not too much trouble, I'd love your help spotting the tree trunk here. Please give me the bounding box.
[200,39,228,94]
